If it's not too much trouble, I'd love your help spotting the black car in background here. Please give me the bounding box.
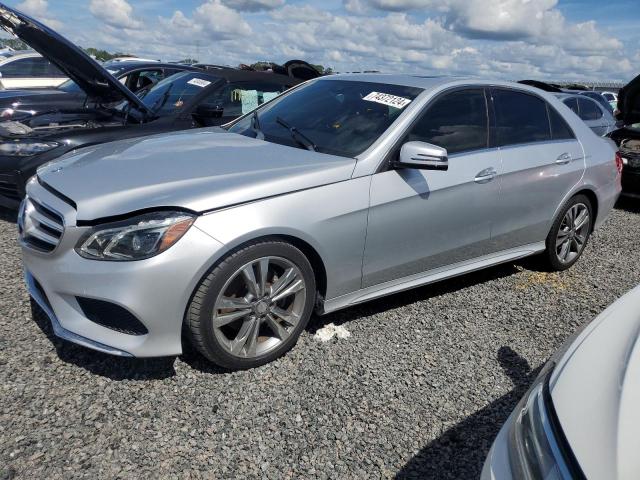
[0,61,202,121]
[0,3,306,208]
[610,73,640,197]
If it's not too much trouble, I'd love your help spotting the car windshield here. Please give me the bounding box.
[139,71,220,116]
[228,79,423,157]
[58,79,82,93]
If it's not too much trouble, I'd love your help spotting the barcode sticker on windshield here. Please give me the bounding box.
[363,92,411,109]
[187,78,211,88]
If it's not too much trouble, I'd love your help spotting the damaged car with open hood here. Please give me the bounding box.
[610,72,640,198]
[0,3,303,209]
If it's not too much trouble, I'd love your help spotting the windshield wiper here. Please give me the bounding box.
[276,116,317,152]
[252,110,264,140]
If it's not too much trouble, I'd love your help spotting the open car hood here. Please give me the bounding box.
[0,3,149,115]
[617,73,640,125]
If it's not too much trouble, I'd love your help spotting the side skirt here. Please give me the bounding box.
[320,242,545,314]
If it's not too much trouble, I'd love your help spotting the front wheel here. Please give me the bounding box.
[186,240,316,370]
[542,194,593,271]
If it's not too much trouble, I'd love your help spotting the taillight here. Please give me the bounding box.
[615,151,623,174]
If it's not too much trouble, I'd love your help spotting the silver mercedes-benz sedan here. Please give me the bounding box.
[18,75,621,369]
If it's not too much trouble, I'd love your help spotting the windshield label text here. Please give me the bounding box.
[187,78,212,88]
[363,92,411,109]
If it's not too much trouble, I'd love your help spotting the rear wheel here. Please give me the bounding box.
[186,240,316,370]
[542,194,593,271]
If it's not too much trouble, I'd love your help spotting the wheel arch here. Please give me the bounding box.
[186,232,329,316]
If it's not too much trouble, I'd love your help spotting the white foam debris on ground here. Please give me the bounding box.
[313,323,352,342]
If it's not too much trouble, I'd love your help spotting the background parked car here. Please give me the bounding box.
[556,93,617,136]
[0,50,66,88]
[0,61,202,121]
[577,90,615,114]
[482,285,640,479]
[610,73,640,197]
[0,4,306,208]
[602,90,618,109]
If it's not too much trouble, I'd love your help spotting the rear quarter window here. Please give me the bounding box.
[492,89,551,147]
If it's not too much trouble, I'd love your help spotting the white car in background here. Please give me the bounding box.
[0,50,66,88]
[602,91,618,109]
[483,285,640,479]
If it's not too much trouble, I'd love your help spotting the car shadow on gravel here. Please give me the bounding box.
[395,346,541,479]
[30,300,177,381]
[615,196,640,214]
[308,262,521,334]
[0,206,17,223]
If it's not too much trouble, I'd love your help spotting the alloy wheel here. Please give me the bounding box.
[212,256,307,359]
[555,203,590,264]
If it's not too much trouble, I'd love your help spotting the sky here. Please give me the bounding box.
[3,0,639,81]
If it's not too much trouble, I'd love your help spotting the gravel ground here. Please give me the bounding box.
[1,200,640,479]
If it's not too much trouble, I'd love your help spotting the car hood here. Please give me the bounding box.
[0,3,148,115]
[550,285,640,479]
[617,73,640,125]
[37,129,356,222]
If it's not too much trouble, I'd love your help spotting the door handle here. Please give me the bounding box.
[474,167,497,184]
[555,153,572,165]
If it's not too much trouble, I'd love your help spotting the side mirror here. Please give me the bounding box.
[194,104,223,119]
[395,141,449,171]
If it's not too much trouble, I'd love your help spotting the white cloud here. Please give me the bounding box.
[222,0,285,11]
[89,0,142,30]
[16,0,61,28]
[55,0,632,82]
[160,1,253,42]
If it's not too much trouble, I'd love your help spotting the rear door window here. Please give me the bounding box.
[563,97,579,115]
[202,81,289,118]
[548,106,575,140]
[577,98,603,121]
[0,57,50,77]
[493,89,551,146]
[405,89,489,155]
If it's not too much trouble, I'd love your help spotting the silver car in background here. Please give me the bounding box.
[483,285,640,479]
[557,93,618,136]
[19,75,621,369]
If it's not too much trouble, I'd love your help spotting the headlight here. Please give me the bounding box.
[0,141,60,156]
[76,211,195,261]
[507,368,575,480]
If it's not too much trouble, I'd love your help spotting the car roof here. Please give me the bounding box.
[317,74,558,95]
[202,68,303,86]
[0,50,39,62]
[104,61,201,73]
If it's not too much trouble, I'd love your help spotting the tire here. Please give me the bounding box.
[542,194,593,271]
[186,239,316,370]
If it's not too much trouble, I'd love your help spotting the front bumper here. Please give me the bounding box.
[20,183,225,357]
[23,222,224,357]
[481,416,514,479]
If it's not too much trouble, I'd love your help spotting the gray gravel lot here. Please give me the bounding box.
[1,200,640,479]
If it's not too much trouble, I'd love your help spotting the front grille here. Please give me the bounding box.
[76,297,149,336]
[19,196,64,252]
[0,173,20,200]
